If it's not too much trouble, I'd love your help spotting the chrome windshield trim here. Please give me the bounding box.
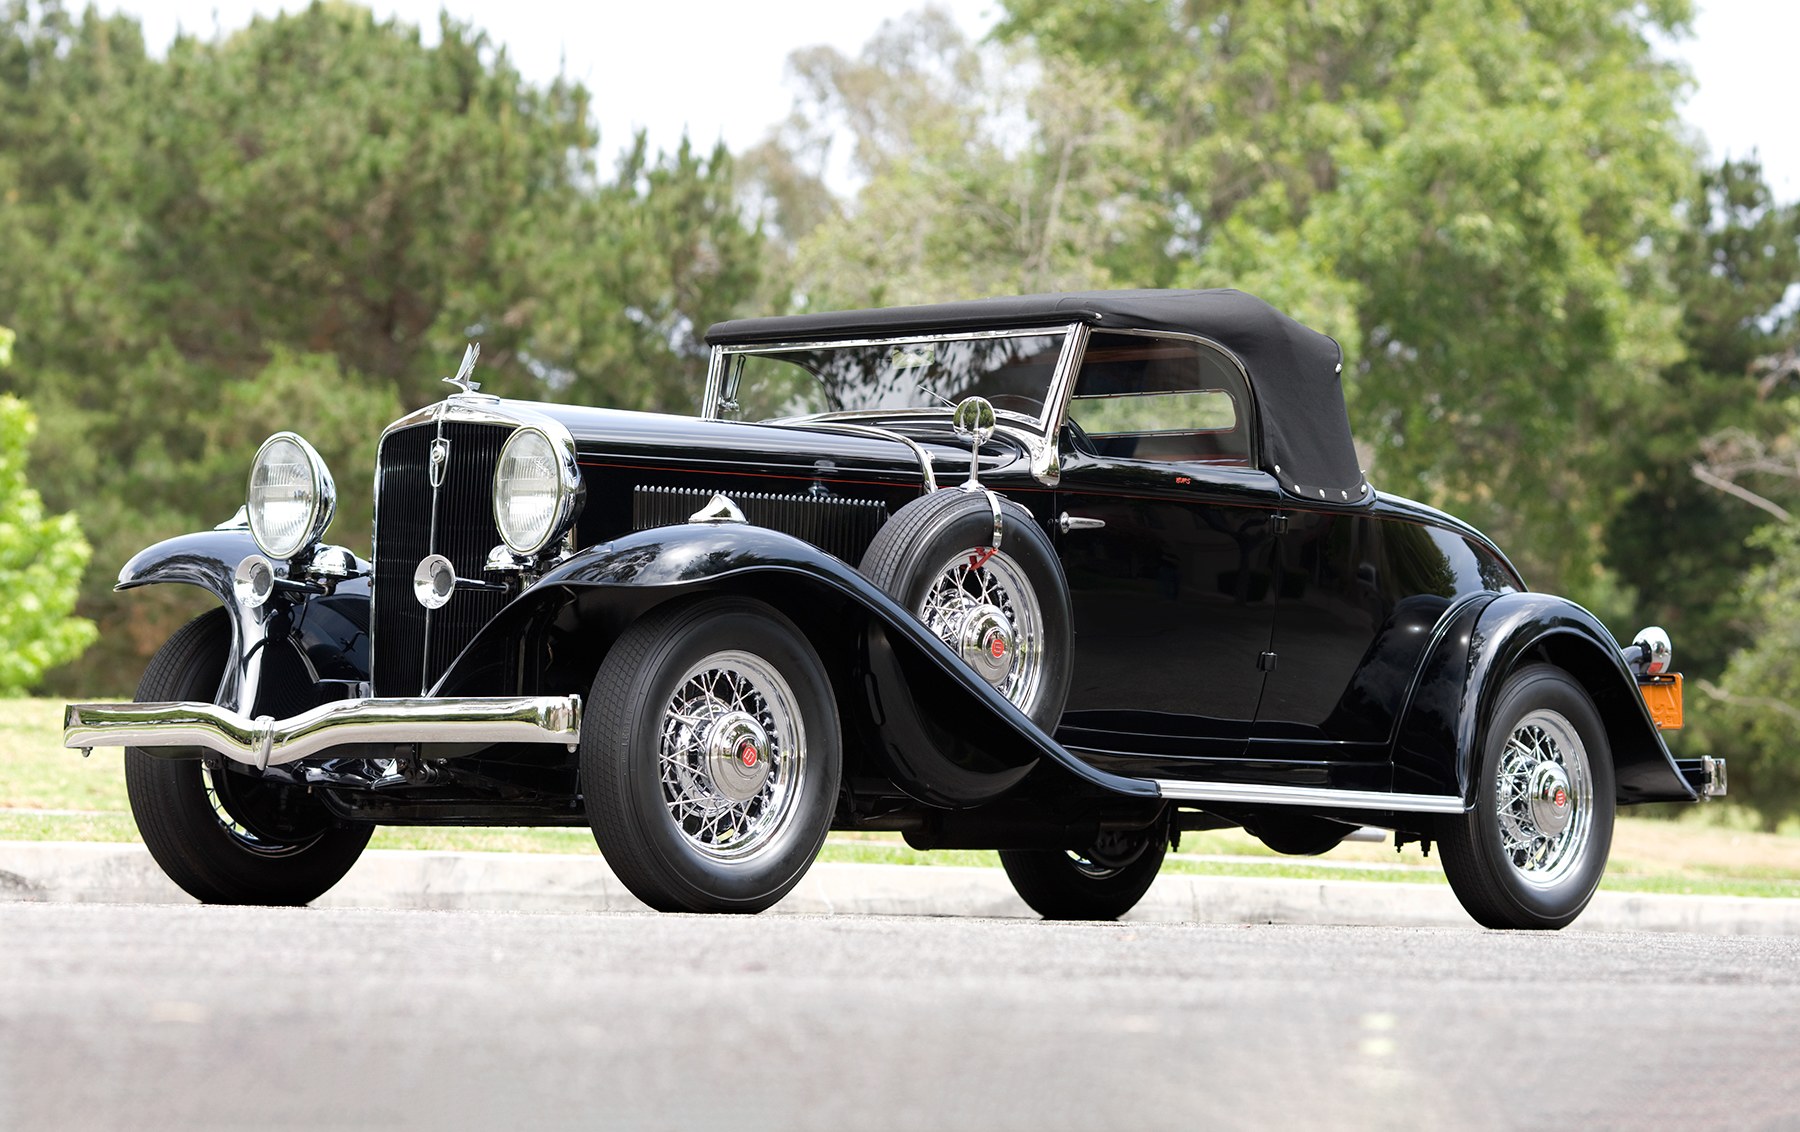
[1151,779,1465,814]
[64,695,583,770]
[704,323,1080,435]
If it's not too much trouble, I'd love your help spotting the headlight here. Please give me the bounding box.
[246,432,335,560]
[493,427,577,555]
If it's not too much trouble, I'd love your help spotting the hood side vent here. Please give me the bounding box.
[632,485,889,565]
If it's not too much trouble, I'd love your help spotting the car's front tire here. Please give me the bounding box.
[581,596,842,913]
[999,821,1169,921]
[1438,664,1615,930]
[124,608,373,905]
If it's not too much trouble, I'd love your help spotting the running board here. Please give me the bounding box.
[1154,779,1465,814]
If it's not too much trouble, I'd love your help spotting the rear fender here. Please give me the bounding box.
[432,522,1157,807]
[1392,591,1693,805]
[117,528,371,714]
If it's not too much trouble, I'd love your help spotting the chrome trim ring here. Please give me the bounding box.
[918,547,1045,715]
[657,650,807,862]
[1494,708,1593,887]
[492,425,583,556]
[246,431,336,560]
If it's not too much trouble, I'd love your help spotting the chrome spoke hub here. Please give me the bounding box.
[1493,709,1592,887]
[919,547,1044,714]
[657,650,806,862]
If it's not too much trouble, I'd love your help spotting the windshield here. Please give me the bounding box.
[715,331,1069,425]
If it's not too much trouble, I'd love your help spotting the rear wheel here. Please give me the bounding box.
[124,609,372,905]
[581,597,842,913]
[999,821,1168,921]
[1438,664,1615,930]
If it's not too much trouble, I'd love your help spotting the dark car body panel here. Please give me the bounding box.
[100,287,1700,836]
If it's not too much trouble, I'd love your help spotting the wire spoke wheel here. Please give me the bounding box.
[656,651,807,862]
[1492,709,1592,887]
[859,489,1073,732]
[917,546,1047,716]
[582,597,841,914]
[1438,664,1614,930]
[124,608,371,905]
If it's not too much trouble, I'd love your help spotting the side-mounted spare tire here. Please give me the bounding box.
[858,488,1073,729]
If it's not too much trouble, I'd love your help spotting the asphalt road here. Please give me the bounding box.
[2,904,1795,1132]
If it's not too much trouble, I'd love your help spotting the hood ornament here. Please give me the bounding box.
[443,343,481,395]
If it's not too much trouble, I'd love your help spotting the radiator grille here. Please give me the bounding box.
[372,421,512,695]
[632,485,889,564]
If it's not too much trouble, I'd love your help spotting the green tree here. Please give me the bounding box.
[0,326,95,692]
[0,2,768,692]
[983,0,1701,614]
[747,8,1156,310]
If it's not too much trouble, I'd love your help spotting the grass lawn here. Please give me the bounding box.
[12,697,1798,897]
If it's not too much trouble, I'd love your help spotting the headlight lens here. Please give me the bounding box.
[493,427,569,554]
[247,432,334,560]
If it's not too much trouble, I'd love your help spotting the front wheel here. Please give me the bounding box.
[999,820,1169,921]
[124,609,373,905]
[1438,664,1615,930]
[581,596,842,913]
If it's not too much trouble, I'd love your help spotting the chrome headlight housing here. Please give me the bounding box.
[493,426,580,555]
[246,432,335,560]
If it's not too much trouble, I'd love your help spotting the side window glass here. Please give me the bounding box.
[1067,334,1253,465]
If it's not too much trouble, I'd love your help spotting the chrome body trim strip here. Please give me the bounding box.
[758,419,940,493]
[65,695,583,771]
[1152,778,1466,814]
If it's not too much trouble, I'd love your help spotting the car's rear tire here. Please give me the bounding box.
[859,488,1072,729]
[124,608,373,906]
[581,596,842,913]
[999,821,1168,921]
[1438,664,1615,930]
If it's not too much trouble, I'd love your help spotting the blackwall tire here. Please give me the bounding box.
[859,489,1072,729]
[581,596,842,914]
[123,608,373,906]
[999,822,1168,921]
[1438,664,1615,930]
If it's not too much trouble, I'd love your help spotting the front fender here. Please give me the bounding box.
[118,529,371,714]
[435,522,1157,806]
[1393,591,1692,805]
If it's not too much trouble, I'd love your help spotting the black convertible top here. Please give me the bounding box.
[706,289,1367,504]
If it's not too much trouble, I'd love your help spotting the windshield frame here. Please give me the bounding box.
[703,323,1087,438]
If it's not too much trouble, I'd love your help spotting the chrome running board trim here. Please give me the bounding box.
[1154,779,1465,814]
[64,695,582,771]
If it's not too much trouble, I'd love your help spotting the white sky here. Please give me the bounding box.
[109,0,1797,200]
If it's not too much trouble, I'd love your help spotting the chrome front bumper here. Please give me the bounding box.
[64,695,583,770]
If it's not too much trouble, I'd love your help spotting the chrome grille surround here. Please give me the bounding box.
[372,396,579,696]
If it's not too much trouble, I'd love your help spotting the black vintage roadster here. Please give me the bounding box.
[65,289,1720,928]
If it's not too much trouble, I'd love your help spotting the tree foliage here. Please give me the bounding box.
[745,8,1155,309]
[0,327,95,693]
[0,1,768,692]
[989,0,1702,617]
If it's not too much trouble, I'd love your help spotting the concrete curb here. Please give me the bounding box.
[3,841,1796,934]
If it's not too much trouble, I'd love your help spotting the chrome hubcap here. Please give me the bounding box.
[658,650,806,862]
[920,548,1044,713]
[1495,709,1592,886]
[703,710,772,804]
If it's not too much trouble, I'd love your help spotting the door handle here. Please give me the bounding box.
[1059,512,1106,533]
